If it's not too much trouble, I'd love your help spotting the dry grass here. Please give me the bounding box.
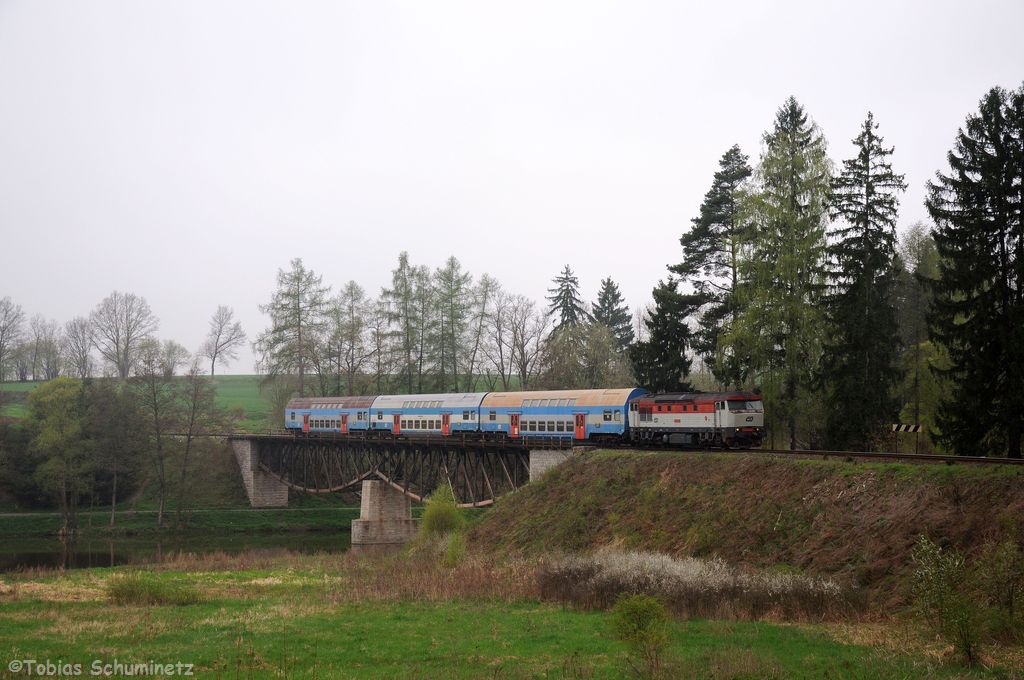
[538,550,861,621]
[329,543,541,604]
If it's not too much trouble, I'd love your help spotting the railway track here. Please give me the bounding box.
[601,442,1024,466]
[213,430,1024,466]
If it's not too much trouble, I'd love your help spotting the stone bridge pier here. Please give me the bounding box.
[230,439,289,507]
[351,480,420,545]
[528,448,575,481]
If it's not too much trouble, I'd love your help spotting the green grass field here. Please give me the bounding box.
[1,555,1013,679]
[0,375,275,428]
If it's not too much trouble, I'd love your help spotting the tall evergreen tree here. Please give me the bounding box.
[926,84,1024,458]
[730,97,832,448]
[433,256,472,393]
[546,265,589,330]
[823,112,907,450]
[255,258,330,396]
[671,144,752,386]
[628,278,695,393]
[591,277,634,350]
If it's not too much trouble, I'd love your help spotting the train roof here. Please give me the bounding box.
[637,391,761,403]
[482,388,646,409]
[287,396,377,410]
[372,392,488,410]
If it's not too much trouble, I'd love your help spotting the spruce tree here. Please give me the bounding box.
[628,278,695,393]
[823,112,907,450]
[926,84,1024,458]
[546,265,589,330]
[671,144,752,386]
[731,97,831,449]
[592,277,634,350]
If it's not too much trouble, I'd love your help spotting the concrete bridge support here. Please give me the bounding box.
[351,480,420,545]
[230,439,289,508]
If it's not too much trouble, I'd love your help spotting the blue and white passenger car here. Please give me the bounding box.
[368,392,488,435]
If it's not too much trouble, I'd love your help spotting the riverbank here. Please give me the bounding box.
[1,549,1018,679]
[0,506,364,538]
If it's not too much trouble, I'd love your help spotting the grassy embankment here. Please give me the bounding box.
[471,449,1024,609]
[1,548,1017,679]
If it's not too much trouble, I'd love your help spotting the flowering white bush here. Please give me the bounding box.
[538,550,854,620]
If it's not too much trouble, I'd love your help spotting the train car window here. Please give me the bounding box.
[401,420,407,429]
[555,421,564,432]
[615,411,621,422]
[489,411,496,421]
[538,421,546,432]
[462,410,470,420]
[290,412,295,420]
[547,421,555,431]
[603,411,612,421]
[377,412,383,420]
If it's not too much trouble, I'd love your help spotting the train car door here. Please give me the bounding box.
[574,413,586,440]
[510,413,520,438]
[302,414,309,433]
[393,414,401,434]
[341,414,348,434]
[441,414,451,436]
[714,401,723,432]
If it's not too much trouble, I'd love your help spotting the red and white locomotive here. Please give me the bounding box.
[628,391,764,447]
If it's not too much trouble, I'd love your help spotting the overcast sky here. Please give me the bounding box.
[1,1,1022,374]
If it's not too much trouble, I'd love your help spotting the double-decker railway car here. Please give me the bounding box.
[285,387,764,448]
[480,388,647,441]
[369,392,488,435]
[286,396,377,434]
[628,391,764,447]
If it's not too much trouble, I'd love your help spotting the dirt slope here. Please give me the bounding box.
[470,450,1024,608]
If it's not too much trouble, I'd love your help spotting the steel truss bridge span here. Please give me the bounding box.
[230,432,551,508]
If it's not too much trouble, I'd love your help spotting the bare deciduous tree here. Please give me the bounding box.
[328,281,372,395]
[30,317,63,380]
[62,317,94,379]
[89,291,159,379]
[199,306,246,377]
[510,297,549,390]
[131,340,176,527]
[0,297,25,382]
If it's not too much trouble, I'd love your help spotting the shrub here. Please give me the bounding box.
[975,537,1024,642]
[421,483,465,537]
[910,536,979,664]
[107,573,203,606]
[610,594,670,678]
[443,531,466,568]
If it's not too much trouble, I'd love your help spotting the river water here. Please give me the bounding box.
[0,532,350,572]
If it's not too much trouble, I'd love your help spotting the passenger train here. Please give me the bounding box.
[286,388,764,448]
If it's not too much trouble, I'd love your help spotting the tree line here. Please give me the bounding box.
[252,255,637,414]
[0,293,247,382]
[0,295,248,535]
[636,85,1024,457]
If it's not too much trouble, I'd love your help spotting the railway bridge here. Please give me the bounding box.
[228,432,578,544]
